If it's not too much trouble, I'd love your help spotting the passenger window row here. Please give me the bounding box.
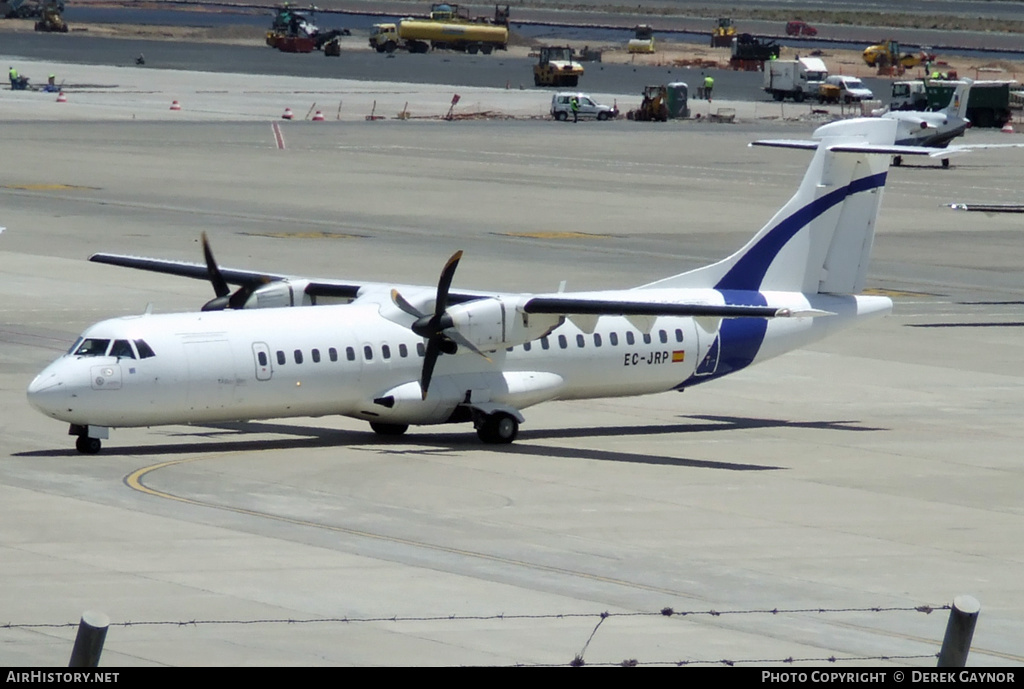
[273,342,427,366]
[268,328,684,366]
[512,328,684,352]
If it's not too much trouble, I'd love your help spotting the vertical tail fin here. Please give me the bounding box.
[942,79,972,120]
[642,118,900,295]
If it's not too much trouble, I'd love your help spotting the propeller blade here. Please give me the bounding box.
[420,337,441,400]
[201,232,230,299]
[391,289,426,319]
[445,329,492,362]
[431,250,463,323]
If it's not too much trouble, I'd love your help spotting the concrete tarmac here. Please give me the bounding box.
[2,59,1024,667]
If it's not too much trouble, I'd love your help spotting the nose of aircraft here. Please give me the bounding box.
[27,360,72,418]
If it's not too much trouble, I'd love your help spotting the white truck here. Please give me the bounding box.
[763,57,828,102]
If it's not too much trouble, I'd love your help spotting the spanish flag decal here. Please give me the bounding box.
[672,350,685,363]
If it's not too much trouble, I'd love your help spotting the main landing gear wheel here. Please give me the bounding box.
[370,422,409,437]
[477,412,519,444]
[76,436,101,454]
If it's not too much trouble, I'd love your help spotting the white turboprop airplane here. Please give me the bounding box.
[29,118,940,454]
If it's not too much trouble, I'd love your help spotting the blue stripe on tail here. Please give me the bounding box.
[715,171,887,292]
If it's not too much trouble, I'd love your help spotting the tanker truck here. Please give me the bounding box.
[369,18,508,54]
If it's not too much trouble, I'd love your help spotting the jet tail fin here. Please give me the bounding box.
[643,118,934,296]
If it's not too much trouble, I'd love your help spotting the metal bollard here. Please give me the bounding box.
[937,595,980,667]
[68,611,110,668]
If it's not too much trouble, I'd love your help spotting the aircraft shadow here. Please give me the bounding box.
[907,321,1024,328]
[14,415,883,471]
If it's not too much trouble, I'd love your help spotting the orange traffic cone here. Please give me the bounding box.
[169,100,181,111]
[311,110,325,121]
[282,107,294,120]
[56,91,67,103]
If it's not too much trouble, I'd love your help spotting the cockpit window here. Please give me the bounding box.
[134,339,155,359]
[74,338,110,357]
[110,340,136,359]
[66,337,84,356]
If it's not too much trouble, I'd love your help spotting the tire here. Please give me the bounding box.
[370,422,409,437]
[76,436,101,454]
[481,44,493,55]
[773,91,784,102]
[384,40,396,54]
[893,155,903,166]
[794,91,805,103]
[942,158,950,169]
[467,44,479,55]
[477,413,518,444]
[555,111,567,121]
[597,111,608,121]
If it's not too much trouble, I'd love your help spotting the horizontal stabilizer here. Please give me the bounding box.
[752,140,941,158]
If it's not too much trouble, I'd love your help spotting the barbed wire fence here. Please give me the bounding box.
[3,603,952,667]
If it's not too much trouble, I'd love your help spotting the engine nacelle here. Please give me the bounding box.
[244,280,315,308]
[445,297,561,351]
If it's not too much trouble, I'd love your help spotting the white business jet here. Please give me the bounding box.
[28,118,937,454]
[882,80,972,167]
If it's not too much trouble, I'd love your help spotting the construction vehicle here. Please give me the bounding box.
[266,5,347,54]
[763,57,828,102]
[710,17,736,48]
[729,33,779,70]
[370,19,507,54]
[627,85,671,121]
[2,0,60,19]
[33,2,66,32]
[628,25,655,54]
[369,5,509,54]
[533,46,583,87]
[862,40,923,74]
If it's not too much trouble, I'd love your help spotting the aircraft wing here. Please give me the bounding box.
[521,296,828,319]
[87,252,488,303]
[89,252,363,299]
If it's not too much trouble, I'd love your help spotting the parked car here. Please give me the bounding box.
[550,92,617,121]
[824,75,874,103]
[785,21,817,37]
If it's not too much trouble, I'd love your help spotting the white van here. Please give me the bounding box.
[825,75,874,103]
[550,93,616,121]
